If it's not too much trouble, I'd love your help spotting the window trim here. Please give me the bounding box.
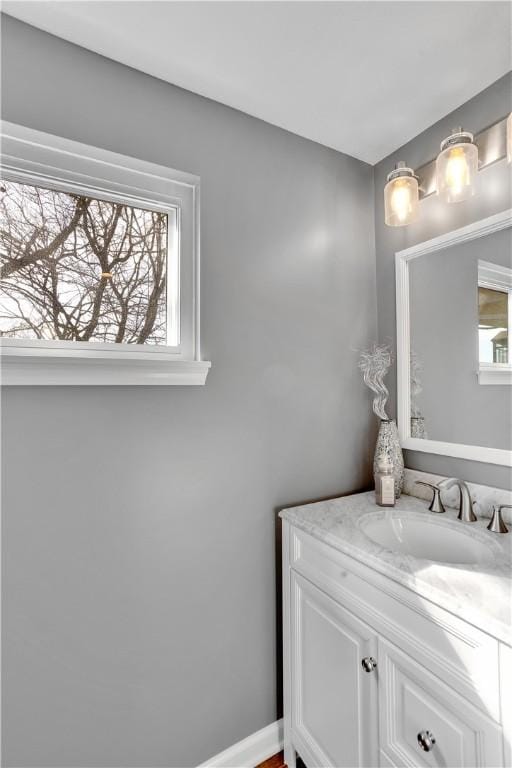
[477,259,512,385]
[0,121,210,385]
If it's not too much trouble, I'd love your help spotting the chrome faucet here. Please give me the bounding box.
[439,478,477,522]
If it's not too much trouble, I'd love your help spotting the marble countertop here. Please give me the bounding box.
[280,491,512,645]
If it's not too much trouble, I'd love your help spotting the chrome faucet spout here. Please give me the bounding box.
[439,478,477,523]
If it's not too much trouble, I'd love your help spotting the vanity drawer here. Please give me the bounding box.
[378,638,503,768]
[288,525,500,721]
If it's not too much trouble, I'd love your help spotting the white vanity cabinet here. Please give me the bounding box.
[377,638,502,768]
[290,571,379,767]
[282,520,509,768]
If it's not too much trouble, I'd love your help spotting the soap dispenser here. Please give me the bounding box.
[375,455,395,507]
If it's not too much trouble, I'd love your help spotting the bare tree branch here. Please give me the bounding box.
[0,181,168,344]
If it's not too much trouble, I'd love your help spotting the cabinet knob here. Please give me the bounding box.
[361,656,377,673]
[417,730,436,752]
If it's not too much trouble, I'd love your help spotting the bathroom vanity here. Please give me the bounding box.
[280,482,512,768]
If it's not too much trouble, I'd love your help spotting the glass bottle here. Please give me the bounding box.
[375,455,395,507]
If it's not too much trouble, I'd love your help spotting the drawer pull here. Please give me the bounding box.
[361,656,377,672]
[417,731,436,752]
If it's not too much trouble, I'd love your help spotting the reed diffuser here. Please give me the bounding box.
[359,344,404,498]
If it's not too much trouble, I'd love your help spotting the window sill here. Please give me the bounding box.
[478,365,512,385]
[0,347,211,385]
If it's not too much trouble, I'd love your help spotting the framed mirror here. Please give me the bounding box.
[396,209,512,467]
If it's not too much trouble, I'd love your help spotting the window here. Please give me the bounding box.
[477,259,512,385]
[0,122,210,385]
[1,180,176,345]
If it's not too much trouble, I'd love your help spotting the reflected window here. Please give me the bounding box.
[478,286,508,364]
[478,260,512,370]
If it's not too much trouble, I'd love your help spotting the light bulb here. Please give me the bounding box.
[436,128,478,203]
[391,181,413,223]
[444,147,470,198]
[384,162,419,227]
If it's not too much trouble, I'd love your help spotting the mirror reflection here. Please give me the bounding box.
[478,287,508,363]
[409,227,512,451]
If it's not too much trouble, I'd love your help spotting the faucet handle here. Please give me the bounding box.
[415,481,446,514]
[487,505,510,534]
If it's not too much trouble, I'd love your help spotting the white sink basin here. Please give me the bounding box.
[360,514,495,564]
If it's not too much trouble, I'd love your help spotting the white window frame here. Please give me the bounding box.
[0,121,210,385]
[477,259,512,385]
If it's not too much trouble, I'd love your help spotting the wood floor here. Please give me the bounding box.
[256,751,306,768]
[255,752,286,768]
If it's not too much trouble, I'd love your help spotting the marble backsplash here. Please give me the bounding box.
[404,468,512,524]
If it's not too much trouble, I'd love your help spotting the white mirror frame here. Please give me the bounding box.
[395,208,512,467]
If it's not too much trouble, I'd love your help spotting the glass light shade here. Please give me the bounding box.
[507,113,512,164]
[384,164,419,227]
[436,129,478,203]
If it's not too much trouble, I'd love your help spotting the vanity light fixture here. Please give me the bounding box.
[436,127,478,203]
[507,113,512,163]
[384,161,419,227]
[383,114,508,226]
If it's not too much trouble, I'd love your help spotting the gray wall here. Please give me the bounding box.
[1,16,377,768]
[374,72,512,490]
[410,228,511,450]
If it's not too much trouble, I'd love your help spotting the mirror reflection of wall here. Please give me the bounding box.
[409,227,512,451]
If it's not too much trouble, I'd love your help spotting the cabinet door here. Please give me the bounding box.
[378,638,503,768]
[290,572,379,768]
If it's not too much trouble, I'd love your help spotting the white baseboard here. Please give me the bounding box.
[198,719,283,768]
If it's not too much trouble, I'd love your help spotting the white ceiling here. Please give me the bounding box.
[3,1,511,164]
